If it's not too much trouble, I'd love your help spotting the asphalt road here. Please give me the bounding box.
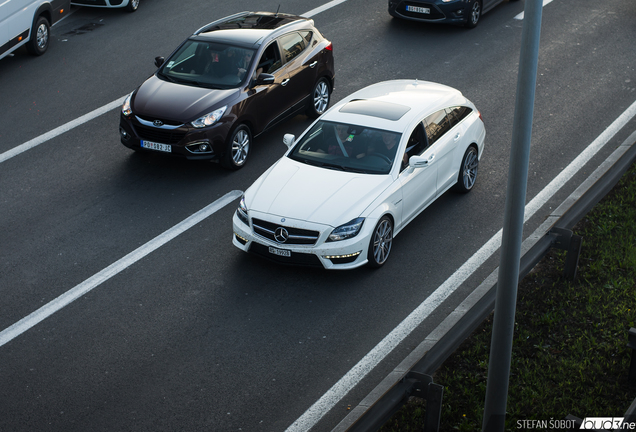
[1,0,636,431]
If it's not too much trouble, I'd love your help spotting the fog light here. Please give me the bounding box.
[120,127,129,139]
[199,143,210,152]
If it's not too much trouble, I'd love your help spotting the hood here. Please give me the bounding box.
[247,157,393,227]
[132,75,239,122]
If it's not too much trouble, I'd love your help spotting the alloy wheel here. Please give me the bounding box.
[462,147,479,190]
[313,80,330,115]
[231,129,250,166]
[371,218,393,266]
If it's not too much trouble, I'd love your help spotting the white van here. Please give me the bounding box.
[0,0,71,61]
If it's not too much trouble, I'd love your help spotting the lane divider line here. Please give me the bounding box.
[514,0,554,20]
[0,96,126,164]
[0,190,242,348]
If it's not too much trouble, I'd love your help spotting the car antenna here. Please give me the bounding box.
[275,4,280,17]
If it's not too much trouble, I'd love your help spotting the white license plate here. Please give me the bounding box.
[406,5,430,14]
[269,246,291,257]
[141,140,172,153]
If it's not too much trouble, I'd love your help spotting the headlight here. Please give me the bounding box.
[192,106,227,128]
[236,195,249,225]
[327,217,365,242]
[122,92,133,116]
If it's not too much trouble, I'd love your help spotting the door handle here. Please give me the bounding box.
[454,133,461,140]
[309,61,318,68]
[281,79,290,86]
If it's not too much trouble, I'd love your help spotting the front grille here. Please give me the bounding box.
[398,2,445,20]
[252,218,320,245]
[135,124,187,145]
[249,242,323,267]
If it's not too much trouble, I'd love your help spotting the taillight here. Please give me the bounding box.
[325,42,333,51]
[478,110,483,122]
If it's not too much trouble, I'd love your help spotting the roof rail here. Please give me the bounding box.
[194,11,251,35]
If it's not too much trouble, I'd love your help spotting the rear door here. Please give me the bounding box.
[276,30,318,113]
[424,109,462,192]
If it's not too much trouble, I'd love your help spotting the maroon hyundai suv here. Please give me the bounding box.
[119,11,335,169]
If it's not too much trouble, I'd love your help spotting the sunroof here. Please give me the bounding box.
[339,99,411,121]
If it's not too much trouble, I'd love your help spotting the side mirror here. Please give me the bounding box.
[409,154,434,169]
[154,56,165,68]
[283,134,295,148]
[254,73,275,86]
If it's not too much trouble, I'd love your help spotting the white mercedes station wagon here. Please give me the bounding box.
[232,80,486,269]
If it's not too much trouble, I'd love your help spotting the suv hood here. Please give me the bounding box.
[132,75,238,122]
[247,157,393,227]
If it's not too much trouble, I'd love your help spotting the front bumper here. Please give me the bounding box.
[119,113,230,161]
[232,211,374,270]
[388,0,472,25]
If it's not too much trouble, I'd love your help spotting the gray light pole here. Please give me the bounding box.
[481,1,543,431]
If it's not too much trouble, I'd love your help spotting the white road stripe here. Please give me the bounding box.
[0,96,126,164]
[514,0,554,20]
[0,190,242,348]
[285,100,636,432]
[303,0,349,18]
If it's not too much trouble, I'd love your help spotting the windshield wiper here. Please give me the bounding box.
[157,72,176,82]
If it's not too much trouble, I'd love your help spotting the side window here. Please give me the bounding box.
[447,106,473,123]
[257,43,282,74]
[405,122,427,159]
[299,30,313,46]
[279,32,306,63]
[424,109,453,145]
[400,122,427,172]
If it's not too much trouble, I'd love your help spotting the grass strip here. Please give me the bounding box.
[380,162,636,431]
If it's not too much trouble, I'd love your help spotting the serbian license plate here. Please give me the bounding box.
[141,140,172,153]
[406,5,430,14]
[269,246,291,257]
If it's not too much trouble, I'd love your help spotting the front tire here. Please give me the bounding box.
[26,16,50,56]
[454,146,479,193]
[307,78,330,118]
[367,216,393,268]
[221,124,251,170]
[465,0,481,29]
[126,0,139,12]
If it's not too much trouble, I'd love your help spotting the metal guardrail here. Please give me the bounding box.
[336,131,636,432]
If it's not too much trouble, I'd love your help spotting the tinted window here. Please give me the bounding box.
[299,30,313,46]
[279,32,306,63]
[257,43,282,74]
[447,106,473,123]
[424,110,453,145]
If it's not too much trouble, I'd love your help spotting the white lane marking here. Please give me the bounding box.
[0,190,242,348]
[514,0,554,20]
[285,100,636,432]
[303,0,349,18]
[0,97,126,164]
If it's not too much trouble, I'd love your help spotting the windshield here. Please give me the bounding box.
[288,121,402,175]
[158,40,255,89]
